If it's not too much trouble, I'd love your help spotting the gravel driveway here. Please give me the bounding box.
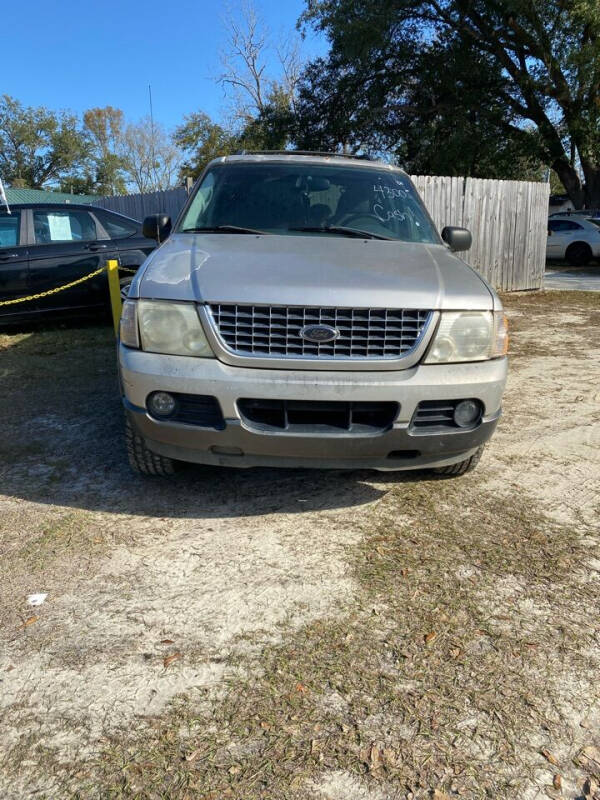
[1,291,599,800]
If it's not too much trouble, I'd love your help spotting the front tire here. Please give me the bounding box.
[565,242,592,266]
[433,445,484,477]
[125,417,176,476]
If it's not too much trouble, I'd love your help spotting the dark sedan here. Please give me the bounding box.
[0,203,157,324]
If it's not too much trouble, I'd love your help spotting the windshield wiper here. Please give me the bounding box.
[288,225,392,240]
[181,225,270,235]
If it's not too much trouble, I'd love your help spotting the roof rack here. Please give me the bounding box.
[232,149,375,161]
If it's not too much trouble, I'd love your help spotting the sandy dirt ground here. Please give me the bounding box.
[0,291,599,800]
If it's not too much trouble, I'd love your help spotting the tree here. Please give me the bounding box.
[218,2,301,146]
[82,106,127,195]
[58,174,97,195]
[0,95,88,188]
[301,0,600,207]
[173,112,240,179]
[386,36,544,179]
[121,117,182,193]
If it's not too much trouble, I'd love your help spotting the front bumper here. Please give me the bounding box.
[119,346,507,471]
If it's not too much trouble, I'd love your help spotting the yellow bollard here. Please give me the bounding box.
[106,259,122,336]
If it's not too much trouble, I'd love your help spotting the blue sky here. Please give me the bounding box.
[4,0,325,131]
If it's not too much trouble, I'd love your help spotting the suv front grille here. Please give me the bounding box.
[208,305,432,359]
[238,399,399,433]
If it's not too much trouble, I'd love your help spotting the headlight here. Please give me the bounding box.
[424,311,508,363]
[121,300,214,357]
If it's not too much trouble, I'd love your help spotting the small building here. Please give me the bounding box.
[4,188,99,206]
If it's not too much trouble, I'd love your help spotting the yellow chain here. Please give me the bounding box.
[0,264,139,307]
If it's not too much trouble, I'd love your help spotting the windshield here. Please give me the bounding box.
[178,162,440,243]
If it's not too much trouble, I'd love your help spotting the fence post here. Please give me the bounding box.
[106,259,122,335]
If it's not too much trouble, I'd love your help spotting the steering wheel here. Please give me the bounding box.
[335,212,381,227]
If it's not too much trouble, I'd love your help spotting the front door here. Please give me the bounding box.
[27,207,117,314]
[0,210,30,322]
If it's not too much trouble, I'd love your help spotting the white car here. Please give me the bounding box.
[547,215,600,265]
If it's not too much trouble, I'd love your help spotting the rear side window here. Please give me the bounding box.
[548,220,582,232]
[33,209,97,243]
[95,209,138,239]
[0,211,20,247]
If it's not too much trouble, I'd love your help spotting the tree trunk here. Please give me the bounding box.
[582,161,600,210]
[552,158,585,208]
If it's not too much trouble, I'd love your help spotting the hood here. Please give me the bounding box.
[134,233,494,310]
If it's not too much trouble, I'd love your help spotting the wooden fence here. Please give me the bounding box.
[411,175,549,291]
[94,187,189,224]
[96,175,549,291]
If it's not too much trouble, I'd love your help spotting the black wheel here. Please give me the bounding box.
[125,417,176,476]
[565,242,592,266]
[433,445,484,477]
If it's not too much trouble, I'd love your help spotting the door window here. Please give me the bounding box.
[33,209,97,243]
[94,209,138,239]
[0,211,21,247]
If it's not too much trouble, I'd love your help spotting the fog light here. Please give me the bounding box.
[453,399,481,428]
[148,391,176,418]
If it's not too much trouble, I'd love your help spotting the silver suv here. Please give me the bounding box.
[119,153,508,477]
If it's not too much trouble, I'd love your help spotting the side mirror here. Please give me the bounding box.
[143,214,172,243]
[441,226,472,252]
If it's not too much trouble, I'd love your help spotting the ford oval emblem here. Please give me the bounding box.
[299,324,340,343]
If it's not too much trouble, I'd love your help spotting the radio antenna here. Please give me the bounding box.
[148,84,158,189]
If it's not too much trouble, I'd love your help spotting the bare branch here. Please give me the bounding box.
[219,2,272,123]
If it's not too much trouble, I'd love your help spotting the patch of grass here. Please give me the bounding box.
[74,480,597,799]
[500,290,600,359]
[14,512,99,572]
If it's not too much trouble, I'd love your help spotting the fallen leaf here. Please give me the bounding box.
[369,743,382,771]
[163,652,182,668]
[260,721,271,730]
[433,790,451,799]
[228,765,241,775]
[295,682,308,693]
[160,639,174,645]
[424,632,437,644]
[449,647,462,659]
[553,774,562,790]
[541,748,560,766]
[19,616,38,629]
